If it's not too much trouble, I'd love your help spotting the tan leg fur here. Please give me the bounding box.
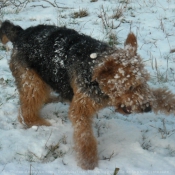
[69,81,108,169]
[10,61,51,127]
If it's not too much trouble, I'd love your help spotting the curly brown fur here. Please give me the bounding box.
[9,60,51,127]
[1,20,175,170]
[152,88,175,115]
[69,80,108,169]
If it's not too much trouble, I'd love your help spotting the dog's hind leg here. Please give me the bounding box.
[10,60,51,127]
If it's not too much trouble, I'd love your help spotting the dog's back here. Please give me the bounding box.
[0,21,110,101]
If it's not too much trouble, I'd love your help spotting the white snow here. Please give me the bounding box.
[90,53,97,59]
[0,0,175,175]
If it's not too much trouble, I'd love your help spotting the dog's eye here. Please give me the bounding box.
[129,86,134,91]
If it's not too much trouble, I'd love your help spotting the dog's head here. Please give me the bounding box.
[93,33,153,114]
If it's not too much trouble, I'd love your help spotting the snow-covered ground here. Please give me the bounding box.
[0,0,175,174]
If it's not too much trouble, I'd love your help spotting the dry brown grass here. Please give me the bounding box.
[72,9,89,18]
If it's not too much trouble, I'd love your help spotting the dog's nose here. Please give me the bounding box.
[121,106,132,114]
[143,105,152,112]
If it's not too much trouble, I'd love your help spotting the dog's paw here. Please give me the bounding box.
[18,116,51,127]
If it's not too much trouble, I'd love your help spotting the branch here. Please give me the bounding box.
[42,0,74,9]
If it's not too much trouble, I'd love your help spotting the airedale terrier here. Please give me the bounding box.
[0,20,175,170]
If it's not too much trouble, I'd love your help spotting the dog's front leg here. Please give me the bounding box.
[69,92,98,170]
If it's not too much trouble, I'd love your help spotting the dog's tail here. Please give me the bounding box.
[0,20,23,44]
[152,88,175,115]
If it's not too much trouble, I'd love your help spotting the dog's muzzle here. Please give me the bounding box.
[121,106,132,114]
[119,103,152,114]
[142,105,152,112]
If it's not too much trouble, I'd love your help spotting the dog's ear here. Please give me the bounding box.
[92,58,117,81]
[124,32,137,56]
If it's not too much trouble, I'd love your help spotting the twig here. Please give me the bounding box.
[170,48,175,53]
[162,119,168,135]
[62,159,67,165]
[102,151,115,161]
[10,0,29,11]
[28,151,41,160]
[113,168,120,175]
[100,5,121,30]
[1,164,6,172]
[30,5,49,8]
[43,0,74,9]
[45,129,53,147]
[43,0,56,7]
[29,164,32,175]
